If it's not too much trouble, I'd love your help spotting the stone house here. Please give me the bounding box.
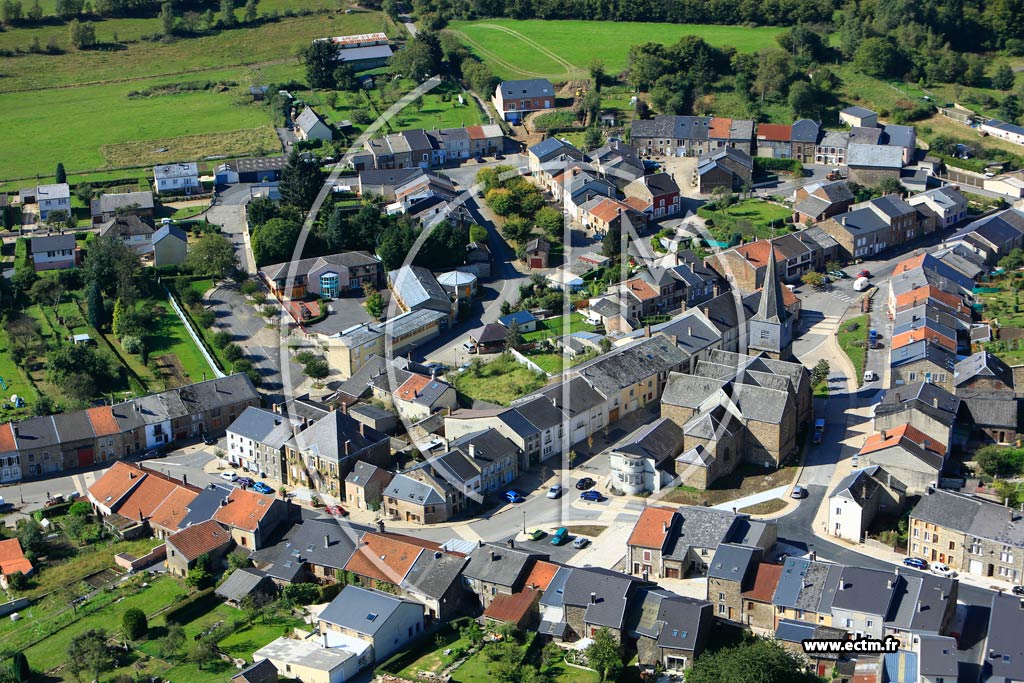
[212,488,290,551]
[165,519,233,578]
[460,541,547,610]
[629,588,712,673]
[741,562,783,634]
[381,469,452,525]
[857,423,948,495]
[706,544,762,624]
[561,566,642,642]
[827,466,906,543]
[344,461,393,511]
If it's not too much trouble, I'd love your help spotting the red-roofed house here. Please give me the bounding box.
[707,241,782,292]
[741,562,783,633]
[345,531,440,587]
[213,488,290,550]
[0,538,33,587]
[0,423,18,483]
[626,506,679,579]
[523,560,559,591]
[483,588,540,629]
[756,124,793,158]
[165,519,233,577]
[858,423,947,494]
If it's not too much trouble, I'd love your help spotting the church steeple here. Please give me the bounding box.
[747,244,793,360]
[753,246,787,324]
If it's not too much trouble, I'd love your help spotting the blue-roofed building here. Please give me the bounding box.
[944,207,1024,265]
[498,309,538,333]
[982,118,1024,146]
[840,106,878,128]
[528,137,584,180]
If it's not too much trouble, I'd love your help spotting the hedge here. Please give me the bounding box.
[754,157,804,174]
[163,587,216,625]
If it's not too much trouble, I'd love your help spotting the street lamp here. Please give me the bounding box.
[522,509,527,535]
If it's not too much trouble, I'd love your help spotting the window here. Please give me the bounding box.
[867,620,873,627]
[845,619,853,628]
[320,272,339,299]
[1001,547,1014,563]
[718,592,725,601]
[718,604,726,614]
[760,329,769,339]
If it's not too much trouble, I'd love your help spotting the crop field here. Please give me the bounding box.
[446,19,784,81]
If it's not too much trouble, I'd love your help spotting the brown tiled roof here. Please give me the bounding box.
[86,406,121,436]
[344,532,439,584]
[466,125,485,140]
[523,560,559,591]
[757,124,792,142]
[166,519,232,562]
[859,423,946,457]
[88,461,147,509]
[626,278,659,302]
[894,287,969,315]
[624,196,650,212]
[0,539,33,576]
[627,506,676,549]
[731,241,780,268]
[396,374,432,402]
[709,117,733,139]
[892,254,926,275]
[117,475,180,522]
[483,588,539,624]
[148,486,200,533]
[0,423,15,453]
[742,562,783,602]
[213,488,275,532]
[588,198,630,223]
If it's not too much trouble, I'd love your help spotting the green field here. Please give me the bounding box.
[451,353,547,406]
[446,19,784,81]
[698,199,793,242]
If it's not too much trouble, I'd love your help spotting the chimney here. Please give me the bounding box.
[359,423,365,437]
[478,539,484,547]
[490,550,497,561]
[688,326,693,336]
[182,474,187,487]
[896,393,901,402]
[377,519,385,534]
[917,601,925,613]
[324,534,331,549]
[881,430,887,440]
[219,497,228,507]
[590,592,597,604]
[933,397,939,408]
[341,402,347,414]
[469,443,477,458]
[129,471,135,480]
[838,582,846,590]
[644,325,651,338]
[506,537,514,549]
[887,578,894,589]
[344,440,351,455]
[662,521,668,532]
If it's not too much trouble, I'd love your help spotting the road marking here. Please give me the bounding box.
[453,525,483,543]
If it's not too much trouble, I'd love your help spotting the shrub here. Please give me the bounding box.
[122,608,148,640]
[121,335,144,355]
[163,588,216,625]
[844,321,861,333]
[181,288,202,307]
[212,331,232,349]
[223,343,243,362]
[68,501,92,517]
[195,309,216,328]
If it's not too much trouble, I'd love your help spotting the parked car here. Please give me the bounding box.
[580,490,605,502]
[505,490,525,503]
[812,418,825,445]
[572,536,590,549]
[44,495,66,507]
[791,485,807,499]
[236,476,255,488]
[203,435,217,445]
[474,155,486,163]
[547,484,563,499]
[1012,585,1024,596]
[220,471,238,482]
[252,482,274,495]
[863,370,879,383]
[494,153,505,160]
[324,505,348,517]
[529,529,546,541]
[550,527,569,545]
[424,362,448,375]
[575,477,595,490]
[144,448,164,459]
[903,557,928,570]
[930,562,957,578]
[858,270,871,278]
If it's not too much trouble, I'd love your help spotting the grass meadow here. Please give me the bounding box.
[445,19,784,81]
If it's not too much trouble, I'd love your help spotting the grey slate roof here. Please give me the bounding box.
[626,587,710,652]
[498,78,554,100]
[228,407,296,449]
[573,335,688,399]
[383,471,446,507]
[265,517,366,582]
[462,543,546,588]
[154,224,188,246]
[960,396,1020,428]
[986,591,1024,681]
[319,586,420,636]
[292,409,386,464]
[611,417,683,465]
[662,373,725,409]
[918,635,959,676]
[345,460,385,486]
[181,482,233,527]
[401,549,468,600]
[883,124,915,149]
[93,191,154,215]
[13,415,61,449]
[260,251,379,282]
[536,376,605,416]
[954,350,1014,390]
[529,137,580,163]
[98,215,155,239]
[707,543,760,582]
[790,119,820,143]
[913,489,1024,548]
[31,233,75,252]
[832,566,901,618]
[562,566,638,630]
[665,506,741,558]
[389,265,451,313]
[847,143,904,168]
[884,573,955,634]
[215,567,275,602]
[842,106,876,118]
[773,558,842,614]
[232,658,278,683]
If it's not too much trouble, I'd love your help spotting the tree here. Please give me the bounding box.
[111,299,127,339]
[535,206,563,239]
[388,32,442,81]
[853,37,901,78]
[160,1,175,35]
[811,358,831,386]
[589,59,605,89]
[219,0,234,27]
[584,126,603,149]
[302,39,340,89]
[34,395,56,416]
[1,0,23,25]
[998,248,1024,270]
[333,62,357,91]
[874,176,905,197]
[66,629,115,683]
[788,80,819,118]
[279,149,324,211]
[16,519,45,555]
[84,235,142,304]
[459,620,484,647]
[55,163,66,184]
[1000,94,1022,123]
[505,319,523,351]
[602,220,622,260]
[185,233,237,279]
[975,445,1024,478]
[251,217,300,267]
[302,356,330,381]
[801,271,825,287]
[68,19,96,49]
[994,63,1017,91]
[486,188,515,216]
[687,637,821,683]
[160,624,186,659]
[586,628,622,682]
[462,59,497,95]
[186,638,216,671]
[122,607,148,640]
[186,554,213,589]
[376,219,415,270]
[364,283,383,319]
[244,0,257,23]
[26,0,40,22]
[9,652,29,683]
[282,582,320,606]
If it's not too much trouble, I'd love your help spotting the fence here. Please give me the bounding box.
[508,347,550,376]
[163,285,225,379]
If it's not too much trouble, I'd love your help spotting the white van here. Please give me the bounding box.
[863,370,879,383]
[853,277,870,292]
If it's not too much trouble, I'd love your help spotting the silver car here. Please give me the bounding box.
[547,484,563,499]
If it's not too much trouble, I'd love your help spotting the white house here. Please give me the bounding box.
[295,106,334,142]
[984,171,1024,199]
[30,233,77,271]
[827,466,905,543]
[906,187,968,229]
[36,183,70,221]
[317,587,424,664]
[255,636,366,683]
[608,418,683,495]
[153,163,200,194]
[981,119,1024,146]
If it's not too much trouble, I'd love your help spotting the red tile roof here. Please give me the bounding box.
[732,241,780,269]
[859,423,946,457]
[709,117,733,139]
[466,125,485,140]
[88,461,146,509]
[116,475,181,523]
[0,423,15,453]
[166,519,232,562]
[86,406,121,436]
[894,286,968,315]
[588,198,630,223]
[627,506,676,549]
[523,560,559,591]
[742,562,783,601]
[345,532,440,584]
[396,374,433,402]
[892,254,926,276]
[757,124,792,142]
[148,486,200,534]
[0,539,33,577]
[624,196,650,212]
[483,588,540,624]
[213,488,276,532]
[891,329,956,352]
[626,278,660,301]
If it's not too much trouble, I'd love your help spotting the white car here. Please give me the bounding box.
[930,562,957,578]
[547,484,563,499]
[220,471,238,482]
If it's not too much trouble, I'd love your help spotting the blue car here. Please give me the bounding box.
[505,490,524,503]
[580,490,604,502]
[252,482,273,495]
[903,557,928,570]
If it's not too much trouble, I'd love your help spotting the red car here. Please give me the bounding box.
[858,270,871,278]
[324,505,348,517]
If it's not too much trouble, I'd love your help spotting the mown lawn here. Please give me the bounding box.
[837,314,869,388]
[522,313,595,342]
[446,19,783,80]
[144,297,217,385]
[699,199,793,242]
[451,353,547,406]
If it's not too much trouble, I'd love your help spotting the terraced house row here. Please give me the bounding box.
[0,374,259,483]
